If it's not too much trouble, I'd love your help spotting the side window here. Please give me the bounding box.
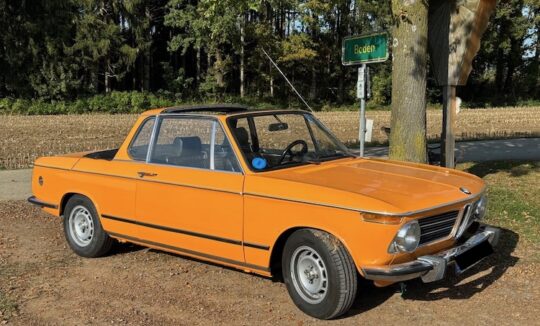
[128,117,155,161]
[151,117,211,168]
[150,117,240,172]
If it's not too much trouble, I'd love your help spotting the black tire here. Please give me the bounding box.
[282,229,358,319]
[63,195,113,258]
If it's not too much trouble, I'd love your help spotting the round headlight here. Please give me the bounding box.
[474,195,487,219]
[389,221,421,253]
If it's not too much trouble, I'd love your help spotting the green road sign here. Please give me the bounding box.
[342,32,389,66]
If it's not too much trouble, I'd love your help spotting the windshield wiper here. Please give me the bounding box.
[304,152,323,165]
[340,152,357,158]
[305,158,321,165]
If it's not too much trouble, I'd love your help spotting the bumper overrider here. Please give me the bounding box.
[362,223,501,283]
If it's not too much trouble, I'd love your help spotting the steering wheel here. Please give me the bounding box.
[278,140,308,164]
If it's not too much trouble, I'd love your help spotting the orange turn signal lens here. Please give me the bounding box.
[361,213,403,225]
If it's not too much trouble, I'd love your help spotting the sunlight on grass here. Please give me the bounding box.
[459,161,540,247]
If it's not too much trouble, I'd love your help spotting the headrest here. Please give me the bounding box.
[174,136,202,155]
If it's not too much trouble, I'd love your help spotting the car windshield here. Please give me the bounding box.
[228,112,354,172]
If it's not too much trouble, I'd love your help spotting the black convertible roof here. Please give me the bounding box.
[162,104,249,114]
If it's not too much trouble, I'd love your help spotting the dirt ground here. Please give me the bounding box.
[1,200,538,325]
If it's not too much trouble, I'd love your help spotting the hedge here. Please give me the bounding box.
[0,92,177,115]
[0,92,299,115]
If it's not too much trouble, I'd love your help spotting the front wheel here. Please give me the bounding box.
[63,195,113,258]
[282,229,358,319]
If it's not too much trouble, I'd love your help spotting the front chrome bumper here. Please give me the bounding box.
[362,224,501,283]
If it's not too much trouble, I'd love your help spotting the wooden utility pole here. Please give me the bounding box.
[428,0,496,168]
[441,86,457,166]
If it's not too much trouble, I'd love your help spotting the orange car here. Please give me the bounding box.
[29,105,500,319]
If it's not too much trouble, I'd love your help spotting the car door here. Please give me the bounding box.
[134,115,246,263]
[82,116,156,239]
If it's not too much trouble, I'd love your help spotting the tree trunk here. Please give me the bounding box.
[337,67,344,104]
[196,46,201,87]
[214,49,225,89]
[532,15,540,97]
[143,49,151,91]
[309,67,316,101]
[240,15,246,98]
[92,63,99,93]
[495,48,505,93]
[388,0,428,163]
[494,20,507,93]
[105,58,111,93]
[504,34,520,99]
[280,9,286,37]
[269,62,274,97]
[133,57,137,90]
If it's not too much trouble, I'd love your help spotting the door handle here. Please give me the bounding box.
[137,171,158,178]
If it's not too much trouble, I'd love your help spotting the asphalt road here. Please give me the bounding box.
[1,138,538,201]
[363,137,540,162]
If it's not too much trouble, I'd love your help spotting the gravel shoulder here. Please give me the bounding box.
[0,170,31,201]
[0,201,538,325]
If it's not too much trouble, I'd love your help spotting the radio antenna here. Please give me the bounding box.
[261,48,314,112]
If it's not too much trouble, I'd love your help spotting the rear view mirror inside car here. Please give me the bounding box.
[269,122,288,131]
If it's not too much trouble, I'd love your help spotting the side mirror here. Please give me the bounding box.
[268,122,289,132]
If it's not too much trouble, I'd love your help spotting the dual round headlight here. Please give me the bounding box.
[474,195,487,219]
[388,221,421,253]
[388,195,487,254]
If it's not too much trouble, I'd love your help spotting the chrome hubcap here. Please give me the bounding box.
[69,205,94,247]
[290,246,328,304]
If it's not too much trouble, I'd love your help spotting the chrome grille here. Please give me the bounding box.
[418,210,460,245]
[456,204,473,238]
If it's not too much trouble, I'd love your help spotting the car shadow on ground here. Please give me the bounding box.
[110,241,146,255]
[107,228,518,318]
[464,161,539,178]
[402,227,519,301]
[110,242,277,280]
[343,227,519,318]
[345,278,397,316]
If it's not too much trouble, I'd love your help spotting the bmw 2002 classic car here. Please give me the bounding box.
[29,105,500,319]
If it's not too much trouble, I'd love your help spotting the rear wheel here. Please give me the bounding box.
[282,229,358,319]
[63,195,113,258]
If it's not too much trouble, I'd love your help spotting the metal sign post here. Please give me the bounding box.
[357,65,367,156]
[343,32,387,157]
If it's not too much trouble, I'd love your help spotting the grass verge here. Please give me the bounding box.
[460,161,540,248]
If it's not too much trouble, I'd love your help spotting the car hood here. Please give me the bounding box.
[244,157,485,216]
